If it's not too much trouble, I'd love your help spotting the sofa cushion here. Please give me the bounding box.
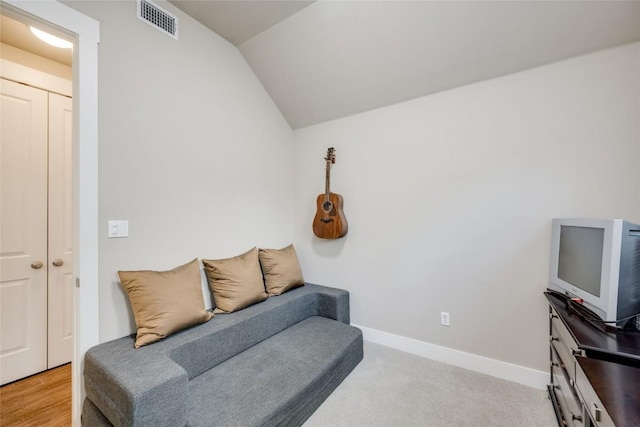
[118,258,213,348]
[187,316,363,427]
[203,248,268,313]
[259,244,305,296]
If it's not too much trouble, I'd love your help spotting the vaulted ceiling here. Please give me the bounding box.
[4,2,639,130]
[171,0,640,129]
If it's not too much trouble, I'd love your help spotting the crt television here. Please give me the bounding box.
[548,218,640,329]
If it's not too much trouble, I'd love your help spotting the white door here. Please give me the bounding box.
[0,80,73,385]
[0,79,49,385]
[47,92,74,369]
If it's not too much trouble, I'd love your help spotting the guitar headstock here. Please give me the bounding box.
[325,147,336,164]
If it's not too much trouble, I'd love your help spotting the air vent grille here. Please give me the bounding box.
[137,0,178,39]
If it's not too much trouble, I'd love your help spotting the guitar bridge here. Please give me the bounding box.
[321,218,333,223]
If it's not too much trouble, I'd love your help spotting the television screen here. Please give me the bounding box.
[557,225,604,297]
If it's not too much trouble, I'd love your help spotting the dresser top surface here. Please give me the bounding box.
[546,291,640,364]
[576,356,640,427]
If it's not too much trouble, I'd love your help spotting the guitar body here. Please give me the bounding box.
[313,192,348,239]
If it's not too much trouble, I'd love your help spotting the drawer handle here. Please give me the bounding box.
[592,403,602,422]
[550,336,559,342]
[571,412,582,422]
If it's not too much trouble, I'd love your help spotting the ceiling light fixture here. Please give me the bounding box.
[29,26,72,49]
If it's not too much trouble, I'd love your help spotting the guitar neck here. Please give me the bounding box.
[325,160,331,199]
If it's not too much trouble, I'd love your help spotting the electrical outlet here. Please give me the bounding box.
[440,311,450,326]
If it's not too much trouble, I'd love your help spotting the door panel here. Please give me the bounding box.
[48,92,74,368]
[0,79,49,385]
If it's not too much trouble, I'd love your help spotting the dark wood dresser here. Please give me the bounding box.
[545,291,640,427]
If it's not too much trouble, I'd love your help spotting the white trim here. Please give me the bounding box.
[2,1,100,426]
[354,324,549,390]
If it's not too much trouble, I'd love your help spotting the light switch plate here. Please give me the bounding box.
[108,220,129,238]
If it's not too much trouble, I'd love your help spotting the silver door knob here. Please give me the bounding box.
[52,259,64,267]
[31,261,44,269]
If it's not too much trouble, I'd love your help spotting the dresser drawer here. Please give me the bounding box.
[551,308,581,355]
[551,347,584,426]
[551,323,576,383]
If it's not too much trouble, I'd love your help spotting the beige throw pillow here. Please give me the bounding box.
[202,248,268,314]
[258,244,305,296]
[118,259,213,348]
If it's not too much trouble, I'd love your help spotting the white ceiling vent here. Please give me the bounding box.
[137,0,178,40]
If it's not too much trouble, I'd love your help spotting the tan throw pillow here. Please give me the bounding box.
[258,244,305,296]
[202,248,268,314]
[118,259,213,348]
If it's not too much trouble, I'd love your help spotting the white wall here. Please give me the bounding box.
[65,1,295,343]
[293,42,640,372]
[58,0,640,376]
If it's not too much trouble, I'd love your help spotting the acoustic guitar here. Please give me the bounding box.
[313,147,348,239]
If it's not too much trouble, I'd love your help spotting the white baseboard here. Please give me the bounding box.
[353,324,549,390]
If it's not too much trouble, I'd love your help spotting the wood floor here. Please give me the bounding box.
[0,364,71,427]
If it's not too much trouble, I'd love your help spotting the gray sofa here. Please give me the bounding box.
[82,283,363,427]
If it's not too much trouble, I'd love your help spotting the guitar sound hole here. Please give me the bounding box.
[322,201,334,213]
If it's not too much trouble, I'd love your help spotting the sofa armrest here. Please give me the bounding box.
[306,283,351,325]
[84,339,188,427]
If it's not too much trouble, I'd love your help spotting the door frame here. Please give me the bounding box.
[1,1,99,425]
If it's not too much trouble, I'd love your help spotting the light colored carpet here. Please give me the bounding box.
[304,341,557,427]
